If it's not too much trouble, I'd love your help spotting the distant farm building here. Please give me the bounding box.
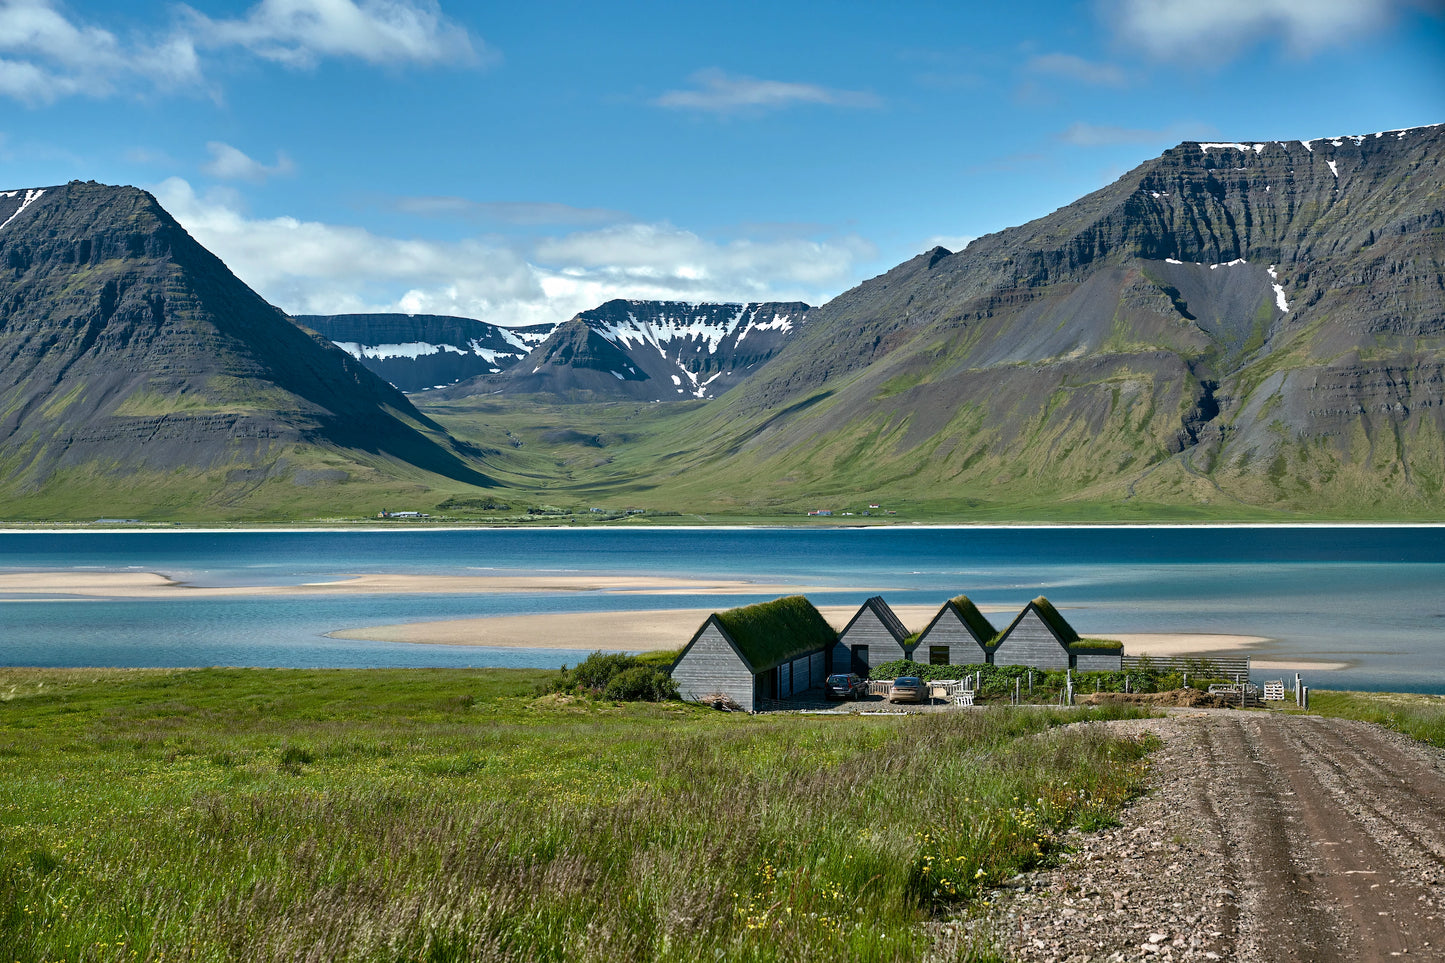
[834,595,912,676]
[672,596,837,711]
[916,595,997,665]
[992,596,1123,671]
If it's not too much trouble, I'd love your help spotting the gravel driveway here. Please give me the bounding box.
[953,709,1445,962]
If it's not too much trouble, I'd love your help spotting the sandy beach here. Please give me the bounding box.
[329,607,1344,670]
[0,571,847,599]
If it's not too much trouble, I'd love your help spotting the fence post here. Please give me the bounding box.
[1302,685,1309,710]
[1028,669,1033,695]
[1014,676,1020,705]
[1183,671,1188,689]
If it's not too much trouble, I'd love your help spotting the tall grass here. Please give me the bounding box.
[0,669,1154,962]
[1307,690,1445,748]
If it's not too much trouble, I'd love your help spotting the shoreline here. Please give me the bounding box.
[4,522,1445,535]
[0,571,854,599]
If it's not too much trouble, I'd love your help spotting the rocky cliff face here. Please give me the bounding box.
[293,313,555,392]
[441,299,811,402]
[685,124,1445,513]
[0,180,489,506]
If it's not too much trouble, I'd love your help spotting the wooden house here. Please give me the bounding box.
[832,595,912,676]
[915,595,997,666]
[991,596,1123,671]
[671,595,837,711]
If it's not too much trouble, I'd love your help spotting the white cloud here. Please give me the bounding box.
[202,141,296,182]
[1058,121,1217,146]
[0,0,479,105]
[656,68,882,114]
[1105,0,1417,58]
[0,0,201,104]
[180,0,480,68]
[152,178,869,326]
[1024,53,1126,87]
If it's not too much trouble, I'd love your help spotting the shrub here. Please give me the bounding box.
[552,651,680,702]
[602,666,679,702]
[567,652,637,690]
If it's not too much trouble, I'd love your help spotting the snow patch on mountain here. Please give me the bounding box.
[0,188,46,232]
[578,300,809,399]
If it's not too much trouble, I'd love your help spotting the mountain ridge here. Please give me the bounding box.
[439,298,811,402]
[2,122,1441,521]
[293,313,555,392]
[0,180,492,516]
[575,122,1445,515]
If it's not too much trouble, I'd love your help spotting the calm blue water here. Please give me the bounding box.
[2,527,1443,692]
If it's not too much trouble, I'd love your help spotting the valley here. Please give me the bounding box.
[2,124,1442,524]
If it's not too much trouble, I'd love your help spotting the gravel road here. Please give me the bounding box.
[959,710,1445,962]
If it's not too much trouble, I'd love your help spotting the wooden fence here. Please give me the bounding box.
[1121,654,1251,682]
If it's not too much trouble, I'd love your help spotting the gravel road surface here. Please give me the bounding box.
[962,710,1445,962]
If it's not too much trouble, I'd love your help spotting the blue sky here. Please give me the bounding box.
[2,0,1442,326]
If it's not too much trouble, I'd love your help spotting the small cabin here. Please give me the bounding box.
[991,596,1123,671]
[915,595,997,666]
[833,595,912,677]
[671,595,838,711]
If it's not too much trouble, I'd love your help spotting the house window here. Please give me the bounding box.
[930,645,950,666]
[851,645,869,676]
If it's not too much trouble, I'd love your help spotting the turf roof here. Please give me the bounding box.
[714,595,838,672]
[1069,638,1123,652]
[1029,596,1080,644]
[948,595,999,644]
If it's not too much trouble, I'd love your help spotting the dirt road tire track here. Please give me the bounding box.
[967,711,1445,962]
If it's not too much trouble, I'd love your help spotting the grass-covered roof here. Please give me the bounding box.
[1029,596,1080,644]
[1069,638,1123,652]
[949,595,999,644]
[714,595,838,672]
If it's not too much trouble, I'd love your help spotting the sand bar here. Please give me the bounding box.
[330,607,1300,665]
[1109,632,1273,657]
[0,571,848,599]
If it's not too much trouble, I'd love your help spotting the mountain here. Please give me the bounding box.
[0,180,490,517]
[438,299,811,402]
[293,313,555,392]
[629,124,1445,516]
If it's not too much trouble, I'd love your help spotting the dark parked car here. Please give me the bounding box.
[888,676,926,704]
[824,673,867,700]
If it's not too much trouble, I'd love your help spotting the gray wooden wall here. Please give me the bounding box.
[839,609,911,664]
[673,623,757,711]
[1074,652,1123,672]
[917,608,991,665]
[991,610,1071,669]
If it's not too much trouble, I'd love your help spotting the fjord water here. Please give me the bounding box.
[1,527,1442,693]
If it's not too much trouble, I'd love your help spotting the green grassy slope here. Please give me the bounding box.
[0,668,1154,962]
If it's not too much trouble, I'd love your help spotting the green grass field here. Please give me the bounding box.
[1307,690,1445,748]
[0,668,1157,962]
